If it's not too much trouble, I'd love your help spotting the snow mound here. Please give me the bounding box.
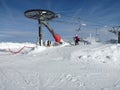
[0,42,36,49]
[71,44,120,66]
[0,42,70,55]
[28,46,46,55]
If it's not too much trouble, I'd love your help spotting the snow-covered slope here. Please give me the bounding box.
[0,42,120,90]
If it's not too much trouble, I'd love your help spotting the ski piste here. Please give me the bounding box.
[0,42,120,90]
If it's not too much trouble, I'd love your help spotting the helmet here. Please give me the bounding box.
[75,34,78,36]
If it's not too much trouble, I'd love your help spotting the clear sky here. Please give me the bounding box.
[0,0,120,43]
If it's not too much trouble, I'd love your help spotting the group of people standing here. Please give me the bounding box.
[43,40,51,47]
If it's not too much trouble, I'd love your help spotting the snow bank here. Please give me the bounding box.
[28,46,47,55]
[0,42,36,49]
[71,44,120,66]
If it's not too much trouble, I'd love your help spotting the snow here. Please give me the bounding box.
[0,42,120,90]
[71,44,120,66]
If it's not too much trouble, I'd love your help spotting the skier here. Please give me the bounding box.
[74,34,80,45]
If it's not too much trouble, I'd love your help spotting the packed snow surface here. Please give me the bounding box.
[0,42,120,90]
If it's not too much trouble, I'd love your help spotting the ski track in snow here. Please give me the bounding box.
[0,42,120,90]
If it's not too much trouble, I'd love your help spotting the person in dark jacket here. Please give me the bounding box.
[74,34,80,45]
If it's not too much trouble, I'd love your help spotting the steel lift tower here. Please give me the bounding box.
[24,9,62,46]
[108,26,120,43]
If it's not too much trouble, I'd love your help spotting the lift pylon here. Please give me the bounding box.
[24,9,61,46]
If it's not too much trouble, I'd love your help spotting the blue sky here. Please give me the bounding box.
[0,0,120,43]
